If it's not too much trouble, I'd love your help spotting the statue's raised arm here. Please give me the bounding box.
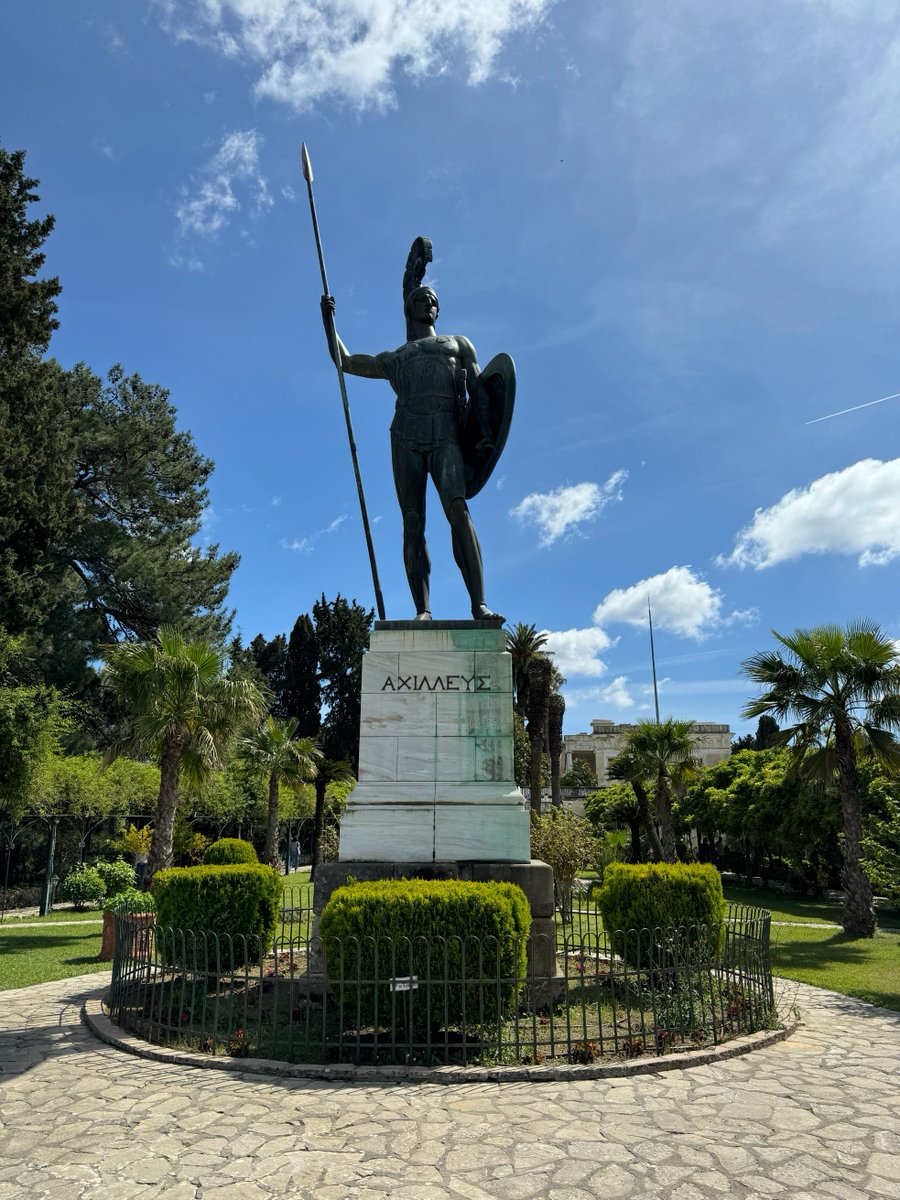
[320,295,391,380]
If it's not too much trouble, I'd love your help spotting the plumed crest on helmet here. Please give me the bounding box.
[403,237,433,339]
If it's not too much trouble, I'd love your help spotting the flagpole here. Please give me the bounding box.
[648,596,661,723]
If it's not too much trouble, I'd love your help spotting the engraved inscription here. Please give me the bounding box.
[381,674,491,692]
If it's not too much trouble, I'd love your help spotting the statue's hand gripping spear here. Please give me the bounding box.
[301,143,386,622]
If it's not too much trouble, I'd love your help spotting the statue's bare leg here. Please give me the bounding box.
[392,439,431,619]
[433,444,504,622]
[403,510,431,618]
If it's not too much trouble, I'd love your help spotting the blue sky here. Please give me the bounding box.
[4,0,900,738]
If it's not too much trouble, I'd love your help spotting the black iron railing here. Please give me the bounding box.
[107,899,773,1069]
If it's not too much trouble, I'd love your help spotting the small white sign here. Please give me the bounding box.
[390,976,418,992]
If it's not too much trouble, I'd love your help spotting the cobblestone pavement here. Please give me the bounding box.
[1,973,898,1200]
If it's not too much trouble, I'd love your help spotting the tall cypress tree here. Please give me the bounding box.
[247,633,288,715]
[313,594,373,770]
[283,614,321,737]
[0,147,73,635]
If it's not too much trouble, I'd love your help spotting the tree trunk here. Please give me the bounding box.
[548,693,565,809]
[526,659,552,823]
[632,781,665,862]
[264,771,280,866]
[311,776,327,880]
[628,816,643,863]
[529,735,543,822]
[835,723,875,937]
[657,772,677,863]
[146,731,183,886]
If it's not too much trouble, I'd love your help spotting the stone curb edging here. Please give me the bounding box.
[82,993,798,1085]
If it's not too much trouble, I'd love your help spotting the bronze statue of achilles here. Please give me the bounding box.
[322,237,514,623]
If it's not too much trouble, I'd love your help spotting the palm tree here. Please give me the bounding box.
[743,621,900,938]
[238,717,322,866]
[102,626,266,882]
[608,748,666,863]
[506,623,549,718]
[311,757,355,878]
[621,719,701,863]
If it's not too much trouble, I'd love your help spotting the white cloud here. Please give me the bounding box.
[91,137,116,160]
[511,471,627,547]
[173,130,272,260]
[593,566,726,640]
[541,627,613,678]
[598,675,635,708]
[720,458,900,569]
[281,512,349,554]
[160,0,553,111]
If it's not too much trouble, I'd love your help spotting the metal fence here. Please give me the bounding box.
[107,895,773,1069]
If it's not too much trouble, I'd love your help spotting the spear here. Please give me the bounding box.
[301,142,386,621]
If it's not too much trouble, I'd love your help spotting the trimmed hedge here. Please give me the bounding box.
[595,862,726,969]
[153,863,281,968]
[203,837,258,865]
[319,879,531,1030]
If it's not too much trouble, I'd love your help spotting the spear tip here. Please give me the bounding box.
[301,142,313,183]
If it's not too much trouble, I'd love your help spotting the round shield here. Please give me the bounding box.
[462,353,516,499]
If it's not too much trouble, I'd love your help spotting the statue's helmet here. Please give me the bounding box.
[404,284,439,319]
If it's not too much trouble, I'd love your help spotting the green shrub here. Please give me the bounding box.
[203,837,258,865]
[595,862,726,969]
[153,863,280,968]
[59,864,106,909]
[105,887,156,914]
[320,824,339,863]
[319,879,530,1031]
[530,808,597,920]
[95,859,137,896]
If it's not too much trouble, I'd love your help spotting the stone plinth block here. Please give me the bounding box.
[341,622,528,863]
[469,860,556,918]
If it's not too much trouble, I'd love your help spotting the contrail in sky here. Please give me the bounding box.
[806,390,900,425]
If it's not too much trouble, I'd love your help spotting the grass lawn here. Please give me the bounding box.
[723,883,900,929]
[282,867,312,891]
[0,923,109,991]
[769,924,900,1012]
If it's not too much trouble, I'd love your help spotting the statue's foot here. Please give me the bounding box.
[472,602,505,622]
[414,610,432,622]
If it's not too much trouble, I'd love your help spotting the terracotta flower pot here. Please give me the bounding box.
[98,911,156,962]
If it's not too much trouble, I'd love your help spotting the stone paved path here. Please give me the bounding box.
[1,972,898,1199]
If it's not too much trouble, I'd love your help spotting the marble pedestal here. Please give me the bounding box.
[339,620,530,863]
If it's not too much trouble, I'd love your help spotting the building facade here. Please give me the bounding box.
[562,718,732,785]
